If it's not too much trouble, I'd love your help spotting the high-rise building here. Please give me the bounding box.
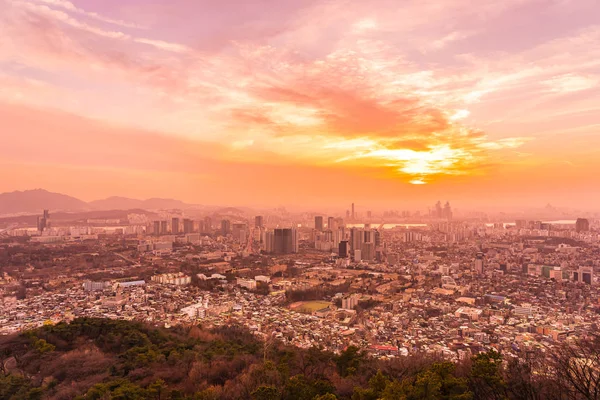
[327,217,336,230]
[351,203,355,220]
[361,242,375,262]
[339,240,349,258]
[263,231,275,253]
[315,216,324,231]
[576,218,590,233]
[197,220,205,234]
[183,218,194,234]
[273,228,298,254]
[204,217,212,231]
[350,228,364,253]
[435,201,443,218]
[172,217,180,234]
[374,230,381,247]
[160,221,168,235]
[255,216,264,228]
[232,223,247,242]
[37,209,50,232]
[221,220,231,236]
[515,220,527,229]
[153,221,161,236]
[342,295,359,310]
[443,202,452,220]
[474,252,485,275]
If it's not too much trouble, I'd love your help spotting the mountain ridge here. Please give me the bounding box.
[0,189,196,214]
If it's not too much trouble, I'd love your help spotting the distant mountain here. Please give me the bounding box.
[88,196,192,210]
[0,189,198,215]
[0,189,88,214]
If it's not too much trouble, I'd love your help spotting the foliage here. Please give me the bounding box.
[0,318,598,400]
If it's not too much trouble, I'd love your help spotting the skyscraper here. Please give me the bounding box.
[351,203,355,220]
[160,221,168,234]
[255,215,264,228]
[315,216,324,231]
[172,217,180,234]
[576,218,590,232]
[183,218,194,234]
[153,221,161,236]
[339,240,349,258]
[443,202,452,220]
[327,217,336,230]
[221,220,231,236]
[350,227,364,253]
[37,209,50,232]
[274,228,298,254]
[474,252,485,275]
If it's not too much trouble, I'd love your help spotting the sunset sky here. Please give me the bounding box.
[0,0,599,209]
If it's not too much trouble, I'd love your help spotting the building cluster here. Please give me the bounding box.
[1,206,600,364]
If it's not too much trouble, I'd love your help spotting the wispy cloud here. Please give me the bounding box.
[1,0,598,195]
[32,0,143,29]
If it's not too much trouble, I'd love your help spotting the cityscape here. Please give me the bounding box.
[1,0,600,398]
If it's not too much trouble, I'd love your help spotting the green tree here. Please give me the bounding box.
[470,350,507,400]
[252,385,279,400]
[335,346,364,377]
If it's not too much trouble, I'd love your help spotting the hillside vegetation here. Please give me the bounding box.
[0,318,598,399]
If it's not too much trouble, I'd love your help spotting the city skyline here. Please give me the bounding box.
[1,0,599,209]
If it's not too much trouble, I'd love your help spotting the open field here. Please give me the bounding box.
[290,300,331,313]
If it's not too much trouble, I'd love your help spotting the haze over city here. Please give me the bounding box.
[0,0,599,209]
[3,1,600,399]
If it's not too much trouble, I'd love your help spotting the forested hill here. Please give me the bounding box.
[0,318,598,400]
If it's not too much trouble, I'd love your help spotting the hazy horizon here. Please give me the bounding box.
[1,0,599,210]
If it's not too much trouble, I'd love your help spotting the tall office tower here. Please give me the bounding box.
[221,219,231,236]
[361,242,375,262]
[255,215,264,228]
[576,218,590,233]
[350,227,364,253]
[172,218,180,234]
[183,218,194,234]
[273,228,298,254]
[374,230,381,247]
[160,220,168,235]
[315,216,324,231]
[339,240,349,258]
[363,229,373,243]
[37,209,50,232]
[232,223,247,242]
[443,202,453,220]
[351,203,355,220]
[262,231,275,253]
[153,221,161,236]
[327,217,336,231]
[579,266,593,285]
[435,201,443,218]
[474,252,485,275]
[204,216,212,231]
[515,219,527,229]
[197,220,205,234]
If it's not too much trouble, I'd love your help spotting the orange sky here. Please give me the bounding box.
[0,0,599,209]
